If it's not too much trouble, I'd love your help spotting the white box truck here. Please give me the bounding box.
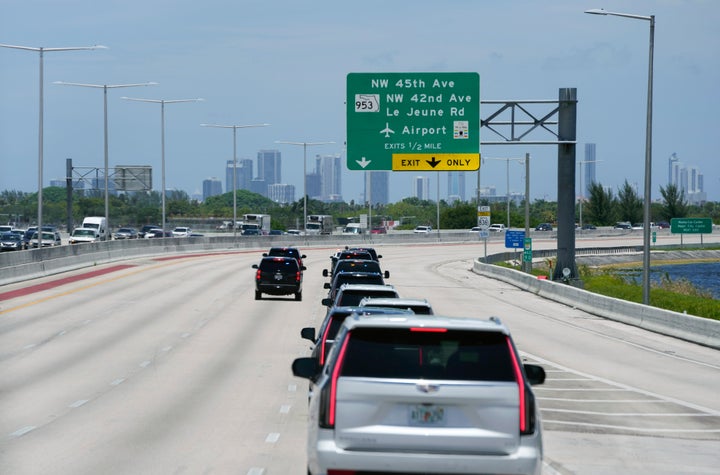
[81,216,108,241]
[241,214,271,235]
[306,214,333,235]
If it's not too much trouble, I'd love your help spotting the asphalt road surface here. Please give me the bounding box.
[1,241,718,474]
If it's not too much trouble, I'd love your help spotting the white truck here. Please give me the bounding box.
[342,222,365,235]
[240,214,271,235]
[305,214,333,235]
[81,216,108,241]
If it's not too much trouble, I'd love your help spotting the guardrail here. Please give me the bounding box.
[472,257,720,350]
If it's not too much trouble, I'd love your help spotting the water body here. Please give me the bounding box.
[619,262,720,299]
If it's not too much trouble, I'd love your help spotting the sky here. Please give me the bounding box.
[1,0,718,205]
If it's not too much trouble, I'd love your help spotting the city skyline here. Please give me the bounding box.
[2,1,718,204]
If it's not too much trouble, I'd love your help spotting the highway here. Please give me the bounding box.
[1,240,718,474]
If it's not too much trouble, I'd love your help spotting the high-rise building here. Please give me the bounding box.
[202,177,222,201]
[447,171,466,202]
[582,143,598,199]
[314,154,343,202]
[668,152,680,187]
[413,176,430,200]
[257,149,281,185]
[226,159,253,193]
[268,183,295,204]
[306,173,321,200]
[668,154,706,204]
[364,171,389,205]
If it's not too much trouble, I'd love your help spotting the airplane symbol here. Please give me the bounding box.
[380,123,395,138]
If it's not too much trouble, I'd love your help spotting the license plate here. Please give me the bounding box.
[409,404,445,426]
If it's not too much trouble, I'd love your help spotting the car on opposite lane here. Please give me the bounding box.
[68,227,100,244]
[0,232,24,251]
[113,227,138,239]
[292,314,546,475]
[30,230,62,248]
[252,256,305,301]
[172,226,192,237]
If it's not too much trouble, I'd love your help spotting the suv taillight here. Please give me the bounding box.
[319,335,350,428]
[507,336,536,435]
[295,271,301,282]
[255,269,262,281]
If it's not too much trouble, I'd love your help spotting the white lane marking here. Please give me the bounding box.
[535,387,629,391]
[265,432,280,443]
[546,378,593,381]
[544,419,720,433]
[279,405,291,414]
[247,468,265,475]
[542,408,714,417]
[9,426,36,438]
[57,330,67,336]
[110,378,126,386]
[539,397,668,403]
[181,332,191,338]
[161,345,173,352]
[524,352,720,416]
[23,344,36,350]
[139,360,151,368]
[69,399,89,408]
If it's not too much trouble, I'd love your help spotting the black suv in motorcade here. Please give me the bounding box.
[252,256,306,301]
[323,271,387,303]
[322,258,389,279]
[264,246,306,268]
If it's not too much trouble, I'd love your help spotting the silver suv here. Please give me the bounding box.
[292,314,546,475]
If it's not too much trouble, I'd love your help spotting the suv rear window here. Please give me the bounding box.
[259,258,299,272]
[337,289,397,307]
[338,328,514,382]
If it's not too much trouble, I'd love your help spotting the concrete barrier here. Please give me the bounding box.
[472,259,720,350]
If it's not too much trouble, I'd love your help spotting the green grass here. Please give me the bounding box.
[497,260,720,320]
[581,271,720,320]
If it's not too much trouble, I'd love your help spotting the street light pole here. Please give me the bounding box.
[55,82,157,235]
[585,8,655,305]
[275,140,335,235]
[201,123,270,237]
[124,97,203,233]
[0,43,106,236]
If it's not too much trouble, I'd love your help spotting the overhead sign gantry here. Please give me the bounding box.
[346,72,480,172]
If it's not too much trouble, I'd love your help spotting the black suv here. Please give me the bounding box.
[252,256,306,301]
[263,246,306,268]
[323,271,387,303]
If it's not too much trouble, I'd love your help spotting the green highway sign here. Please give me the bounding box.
[346,72,480,171]
[670,217,713,234]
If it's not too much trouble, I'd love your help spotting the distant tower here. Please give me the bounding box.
[668,153,679,187]
[314,154,343,201]
[413,176,430,200]
[202,177,222,201]
[447,171,465,202]
[582,144,597,199]
[364,171,389,205]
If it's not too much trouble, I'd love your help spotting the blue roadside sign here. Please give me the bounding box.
[505,230,525,249]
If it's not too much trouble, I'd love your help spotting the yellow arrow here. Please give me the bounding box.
[392,153,480,171]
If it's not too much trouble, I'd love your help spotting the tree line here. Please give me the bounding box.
[0,180,717,231]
